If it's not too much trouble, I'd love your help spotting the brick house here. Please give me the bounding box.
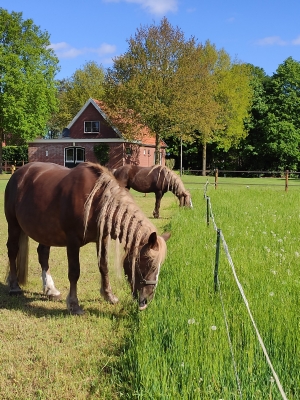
[28,98,167,169]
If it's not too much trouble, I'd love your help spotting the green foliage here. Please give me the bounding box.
[105,17,199,164]
[239,58,300,171]
[55,61,106,131]
[105,18,252,169]
[0,8,59,140]
[2,145,28,162]
[165,158,175,169]
[93,144,110,165]
[0,8,59,170]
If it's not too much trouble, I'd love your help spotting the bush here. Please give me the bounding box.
[93,144,110,165]
[165,158,175,169]
[2,145,28,163]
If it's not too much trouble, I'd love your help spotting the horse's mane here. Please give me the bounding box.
[83,163,166,280]
[148,165,188,197]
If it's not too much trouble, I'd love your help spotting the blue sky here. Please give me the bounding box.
[2,0,300,80]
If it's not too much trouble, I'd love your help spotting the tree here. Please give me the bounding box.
[264,57,300,170]
[105,17,200,164]
[54,61,106,132]
[105,18,253,171]
[240,58,300,171]
[0,8,59,172]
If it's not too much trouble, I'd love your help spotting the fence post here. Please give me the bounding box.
[214,168,218,189]
[206,196,210,226]
[285,170,289,192]
[214,229,221,292]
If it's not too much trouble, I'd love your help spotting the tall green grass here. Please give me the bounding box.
[115,183,300,399]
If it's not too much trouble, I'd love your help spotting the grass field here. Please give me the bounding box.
[1,172,299,399]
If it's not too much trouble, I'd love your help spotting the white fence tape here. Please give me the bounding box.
[206,193,288,400]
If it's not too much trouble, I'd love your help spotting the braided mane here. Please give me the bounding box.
[83,164,167,282]
[148,165,188,197]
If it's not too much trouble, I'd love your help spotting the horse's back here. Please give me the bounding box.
[5,162,104,246]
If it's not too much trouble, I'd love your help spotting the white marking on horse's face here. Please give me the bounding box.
[189,198,193,208]
[155,263,161,288]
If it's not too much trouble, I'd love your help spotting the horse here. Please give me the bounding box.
[4,162,171,315]
[113,165,193,218]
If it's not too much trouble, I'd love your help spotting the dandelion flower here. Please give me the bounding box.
[211,325,217,331]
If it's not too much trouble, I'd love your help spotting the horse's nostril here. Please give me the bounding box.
[139,298,148,311]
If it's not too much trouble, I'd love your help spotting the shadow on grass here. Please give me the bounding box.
[0,280,134,320]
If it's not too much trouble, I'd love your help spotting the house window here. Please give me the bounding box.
[66,148,74,162]
[126,147,131,155]
[84,121,99,133]
[76,148,85,162]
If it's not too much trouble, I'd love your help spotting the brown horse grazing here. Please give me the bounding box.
[4,162,170,314]
[113,165,193,218]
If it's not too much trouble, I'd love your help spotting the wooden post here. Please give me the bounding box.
[214,168,218,189]
[285,170,289,192]
[214,229,221,292]
[206,196,210,226]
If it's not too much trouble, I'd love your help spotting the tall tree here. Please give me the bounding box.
[105,17,199,164]
[54,61,106,132]
[240,58,300,171]
[0,8,59,172]
[105,18,253,170]
[264,57,300,170]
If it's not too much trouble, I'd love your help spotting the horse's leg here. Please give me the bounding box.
[99,237,119,304]
[6,224,23,294]
[37,244,61,300]
[153,191,162,218]
[65,243,84,315]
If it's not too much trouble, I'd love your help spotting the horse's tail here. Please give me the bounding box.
[16,230,29,285]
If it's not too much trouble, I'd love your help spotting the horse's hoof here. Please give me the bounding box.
[9,284,23,295]
[48,293,61,301]
[68,303,85,315]
[100,289,119,304]
[44,287,61,301]
[70,307,85,316]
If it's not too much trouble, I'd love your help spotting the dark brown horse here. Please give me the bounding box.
[113,165,193,218]
[4,162,170,314]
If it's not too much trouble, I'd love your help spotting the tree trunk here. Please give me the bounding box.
[202,141,207,176]
[155,132,160,164]
[0,128,3,174]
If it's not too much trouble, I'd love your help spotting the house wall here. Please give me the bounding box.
[70,103,119,139]
[28,101,166,168]
[28,141,124,169]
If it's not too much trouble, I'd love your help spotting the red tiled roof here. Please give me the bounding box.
[93,99,167,148]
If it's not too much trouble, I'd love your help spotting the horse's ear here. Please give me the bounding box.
[148,232,159,250]
[161,232,171,242]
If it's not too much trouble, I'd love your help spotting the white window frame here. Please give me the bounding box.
[75,147,85,163]
[84,121,100,133]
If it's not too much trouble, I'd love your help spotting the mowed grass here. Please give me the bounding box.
[1,172,300,399]
[0,174,176,399]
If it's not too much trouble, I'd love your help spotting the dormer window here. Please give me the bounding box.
[84,121,99,133]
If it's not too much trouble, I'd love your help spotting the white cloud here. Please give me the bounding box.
[48,42,116,59]
[292,35,300,45]
[227,17,235,23]
[255,35,300,46]
[255,36,287,46]
[103,0,178,15]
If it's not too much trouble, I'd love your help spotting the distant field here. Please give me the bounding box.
[1,173,299,399]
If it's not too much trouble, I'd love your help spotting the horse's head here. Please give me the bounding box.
[123,231,171,310]
[179,191,193,208]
